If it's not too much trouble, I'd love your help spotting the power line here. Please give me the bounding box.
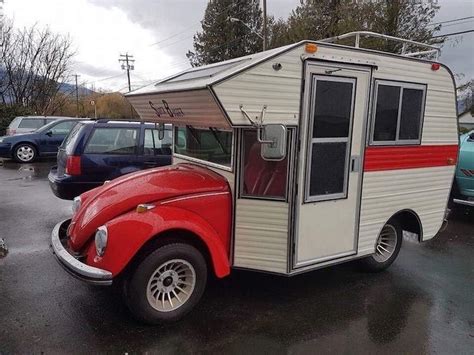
[150,3,254,51]
[440,19,474,28]
[432,29,474,38]
[149,23,200,47]
[428,16,474,26]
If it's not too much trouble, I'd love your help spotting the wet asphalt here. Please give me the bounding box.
[0,159,473,354]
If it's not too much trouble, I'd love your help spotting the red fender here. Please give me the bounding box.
[85,205,231,278]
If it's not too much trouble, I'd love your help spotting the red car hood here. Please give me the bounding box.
[69,163,229,250]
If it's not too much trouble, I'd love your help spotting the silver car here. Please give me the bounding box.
[6,116,75,135]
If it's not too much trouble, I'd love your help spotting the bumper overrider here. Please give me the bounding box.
[51,219,113,285]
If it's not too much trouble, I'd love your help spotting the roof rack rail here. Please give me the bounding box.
[319,31,440,60]
[95,118,143,123]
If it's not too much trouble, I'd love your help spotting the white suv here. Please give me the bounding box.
[6,116,74,135]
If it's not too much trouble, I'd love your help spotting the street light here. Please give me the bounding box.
[228,16,265,44]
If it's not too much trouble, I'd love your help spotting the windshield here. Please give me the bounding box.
[36,119,65,133]
[174,126,232,167]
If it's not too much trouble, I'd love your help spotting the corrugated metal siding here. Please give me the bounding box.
[358,166,454,254]
[234,199,289,273]
[213,43,457,145]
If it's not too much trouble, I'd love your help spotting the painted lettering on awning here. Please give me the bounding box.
[149,100,185,117]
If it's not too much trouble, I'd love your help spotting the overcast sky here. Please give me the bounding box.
[4,0,473,92]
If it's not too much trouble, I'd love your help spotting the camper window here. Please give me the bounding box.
[241,129,288,200]
[371,80,426,145]
[174,126,232,167]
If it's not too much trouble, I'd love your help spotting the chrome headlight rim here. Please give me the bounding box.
[95,225,108,257]
[72,196,81,214]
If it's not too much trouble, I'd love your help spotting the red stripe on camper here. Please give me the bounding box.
[364,145,458,172]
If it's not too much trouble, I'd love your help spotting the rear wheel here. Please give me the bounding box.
[13,143,37,163]
[358,219,402,272]
[124,243,207,324]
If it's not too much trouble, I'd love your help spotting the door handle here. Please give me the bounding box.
[351,156,360,172]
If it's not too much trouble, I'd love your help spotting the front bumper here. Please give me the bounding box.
[0,143,12,158]
[50,219,113,285]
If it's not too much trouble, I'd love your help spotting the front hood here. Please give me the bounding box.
[69,163,229,250]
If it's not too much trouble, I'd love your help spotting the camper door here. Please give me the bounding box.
[294,62,371,268]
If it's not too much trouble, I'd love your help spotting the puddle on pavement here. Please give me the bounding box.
[1,159,55,180]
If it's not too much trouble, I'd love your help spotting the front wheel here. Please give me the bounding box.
[358,219,402,272]
[124,243,207,324]
[13,143,37,163]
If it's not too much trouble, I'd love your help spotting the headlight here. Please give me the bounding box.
[0,138,3,143]
[72,196,81,214]
[95,226,108,257]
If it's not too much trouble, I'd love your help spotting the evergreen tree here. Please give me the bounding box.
[187,0,262,67]
[268,0,444,53]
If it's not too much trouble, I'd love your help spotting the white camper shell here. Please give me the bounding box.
[126,32,458,275]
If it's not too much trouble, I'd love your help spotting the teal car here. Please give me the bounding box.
[453,131,474,207]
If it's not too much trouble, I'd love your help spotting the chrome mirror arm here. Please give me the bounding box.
[239,104,273,145]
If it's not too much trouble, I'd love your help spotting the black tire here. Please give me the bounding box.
[124,243,207,324]
[13,143,37,163]
[358,219,402,272]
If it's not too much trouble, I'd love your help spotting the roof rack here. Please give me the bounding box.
[319,31,440,60]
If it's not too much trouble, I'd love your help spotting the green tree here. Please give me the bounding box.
[187,0,262,66]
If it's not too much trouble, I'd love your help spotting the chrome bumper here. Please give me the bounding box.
[453,198,474,207]
[51,219,113,285]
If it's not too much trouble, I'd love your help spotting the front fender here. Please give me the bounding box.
[85,205,231,278]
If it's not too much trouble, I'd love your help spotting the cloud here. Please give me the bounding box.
[4,0,185,91]
[4,0,472,92]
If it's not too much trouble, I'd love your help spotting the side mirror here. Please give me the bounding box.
[260,124,287,161]
[45,130,53,137]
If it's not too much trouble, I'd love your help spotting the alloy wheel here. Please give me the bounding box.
[373,224,398,263]
[16,145,35,162]
[146,259,196,312]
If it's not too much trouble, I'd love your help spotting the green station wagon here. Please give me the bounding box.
[453,131,474,207]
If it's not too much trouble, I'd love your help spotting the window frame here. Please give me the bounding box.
[173,126,234,172]
[369,79,427,146]
[239,128,291,202]
[304,75,357,203]
[83,127,140,155]
[143,128,173,156]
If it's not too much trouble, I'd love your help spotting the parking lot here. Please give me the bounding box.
[0,159,473,354]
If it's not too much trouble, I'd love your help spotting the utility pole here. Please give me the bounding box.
[119,53,135,92]
[262,0,267,51]
[73,74,80,117]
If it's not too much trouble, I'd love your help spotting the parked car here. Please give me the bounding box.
[6,116,73,135]
[0,118,86,163]
[48,120,172,200]
[452,131,474,207]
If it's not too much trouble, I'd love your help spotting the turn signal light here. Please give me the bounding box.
[305,43,318,53]
[136,204,155,213]
[66,155,81,176]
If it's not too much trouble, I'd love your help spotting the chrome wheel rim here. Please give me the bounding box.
[146,259,196,312]
[16,146,34,162]
[374,224,398,263]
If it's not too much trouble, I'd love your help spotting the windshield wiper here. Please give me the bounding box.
[210,127,228,154]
